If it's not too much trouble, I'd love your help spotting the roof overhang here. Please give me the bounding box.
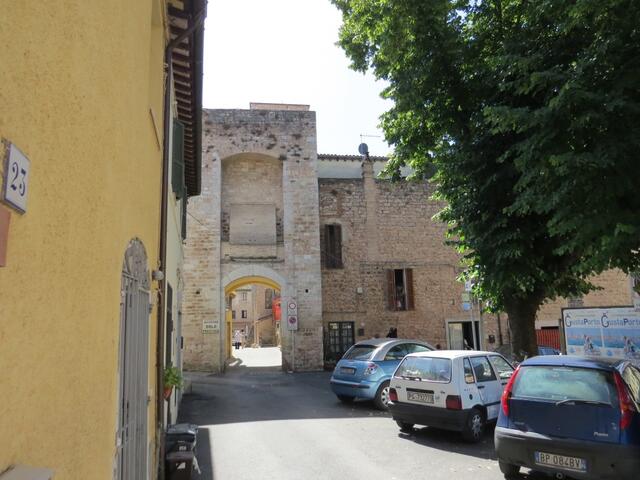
[168,0,206,197]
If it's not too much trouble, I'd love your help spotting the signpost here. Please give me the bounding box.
[286,299,298,331]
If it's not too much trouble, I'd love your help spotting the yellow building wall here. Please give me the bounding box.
[0,1,168,478]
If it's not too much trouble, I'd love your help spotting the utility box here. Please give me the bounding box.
[165,451,195,480]
[166,423,198,453]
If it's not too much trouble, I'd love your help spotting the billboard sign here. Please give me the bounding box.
[563,307,640,367]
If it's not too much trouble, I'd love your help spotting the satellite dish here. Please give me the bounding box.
[358,143,369,155]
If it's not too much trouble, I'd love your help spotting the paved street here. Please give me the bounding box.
[179,348,546,480]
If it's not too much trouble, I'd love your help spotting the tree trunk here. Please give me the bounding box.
[504,296,542,361]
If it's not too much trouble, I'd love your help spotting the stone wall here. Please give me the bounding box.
[182,124,222,371]
[184,108,634,373]
[183,107,323,372]
[536,269,633,328]
[319,159,632,354]
[319,161,501,351]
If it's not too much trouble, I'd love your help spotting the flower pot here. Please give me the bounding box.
[163,385,173,400]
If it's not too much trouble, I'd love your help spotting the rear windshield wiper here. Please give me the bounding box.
[555,399,611,407]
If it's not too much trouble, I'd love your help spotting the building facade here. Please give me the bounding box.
[0,1,205,478]
[183,104,636,373]
[318,155,502,361]
[183,105,324,373]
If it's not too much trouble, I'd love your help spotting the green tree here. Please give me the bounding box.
[333,0,640,358]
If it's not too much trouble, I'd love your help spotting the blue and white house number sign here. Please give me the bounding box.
[2,142,30,214]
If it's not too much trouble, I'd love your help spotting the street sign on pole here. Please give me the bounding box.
[287,298,298,331]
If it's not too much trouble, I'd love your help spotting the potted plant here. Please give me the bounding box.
[163,364,183,400]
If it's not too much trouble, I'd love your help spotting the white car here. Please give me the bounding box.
[388,350,515,442]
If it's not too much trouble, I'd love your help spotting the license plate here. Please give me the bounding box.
[340,367,355,375]
[407,391,434,404]
[534,452,587,472]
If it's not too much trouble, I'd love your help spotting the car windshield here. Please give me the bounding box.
[395,356,452,382]
[342,345,376,361]
[512,366,617,405]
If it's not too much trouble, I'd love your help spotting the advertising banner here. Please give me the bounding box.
[563,307,640,367]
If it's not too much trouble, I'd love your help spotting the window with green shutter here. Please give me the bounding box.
[171,120,185,199]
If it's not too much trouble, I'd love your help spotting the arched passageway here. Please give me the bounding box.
[224,275,283,369]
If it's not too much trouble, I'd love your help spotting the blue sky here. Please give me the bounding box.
[202,0,393,157]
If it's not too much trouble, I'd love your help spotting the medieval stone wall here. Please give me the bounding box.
[183,107,323,372]
[319,164,501,351]
[184,107,634,373]
[319,160,632,354]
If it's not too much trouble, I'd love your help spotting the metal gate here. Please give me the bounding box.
[116,240,150,480]
[324,322,355,363]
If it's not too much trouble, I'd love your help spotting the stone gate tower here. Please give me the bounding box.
[182,104,324,372]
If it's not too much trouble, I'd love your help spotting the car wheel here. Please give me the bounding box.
[498,461,520,477]
[462,408,485,442]
[395,420,414,432]
[374,381,391,410]
[336,395,354,404]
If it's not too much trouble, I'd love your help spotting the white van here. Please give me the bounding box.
[388,350,514,442]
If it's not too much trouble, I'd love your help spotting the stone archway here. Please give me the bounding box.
[184,107,324,373]
[222,266,287,368]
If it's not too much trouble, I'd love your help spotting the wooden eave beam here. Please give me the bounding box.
[168,6,190,19]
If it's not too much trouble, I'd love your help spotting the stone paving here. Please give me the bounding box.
[227,346,283,370]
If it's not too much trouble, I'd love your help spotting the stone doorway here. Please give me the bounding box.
[225,275,282,369]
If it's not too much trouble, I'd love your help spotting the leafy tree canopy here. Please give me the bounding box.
[333,0,640,356]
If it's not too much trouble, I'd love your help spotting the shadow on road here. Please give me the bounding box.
[193,426,213,479]
[179,361,564,480]
[179,370,391,426]
[397,424,498,461]
[397,426,573,479]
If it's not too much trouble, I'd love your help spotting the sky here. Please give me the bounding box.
[202,0,393,157]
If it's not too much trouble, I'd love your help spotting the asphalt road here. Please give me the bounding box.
[177,348,549,480]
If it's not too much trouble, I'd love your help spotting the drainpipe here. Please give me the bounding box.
[156,8,206,479]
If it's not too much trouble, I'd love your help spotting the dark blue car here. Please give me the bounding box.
[495,355,640,479]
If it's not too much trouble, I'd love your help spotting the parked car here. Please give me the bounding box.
[330,338,434,410]
[495,356,640,479]
[387,350,515,442]
[538,345,561,356]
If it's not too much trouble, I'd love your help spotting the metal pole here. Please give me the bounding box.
[292,327,296,373]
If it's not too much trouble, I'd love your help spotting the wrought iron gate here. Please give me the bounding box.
[324,322,355,364]
[116,240,150,480]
